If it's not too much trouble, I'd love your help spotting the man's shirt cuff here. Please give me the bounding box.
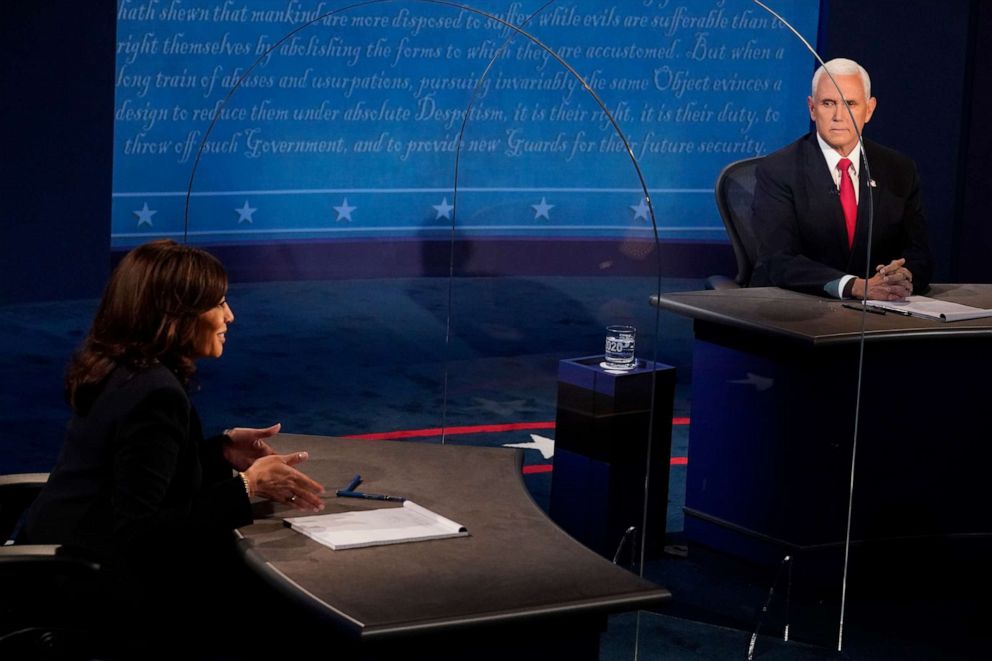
[825,275,856,299]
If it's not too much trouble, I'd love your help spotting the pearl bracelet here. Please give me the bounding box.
[239,471,251,497]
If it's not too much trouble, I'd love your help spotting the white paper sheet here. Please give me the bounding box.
[285,500,468,550]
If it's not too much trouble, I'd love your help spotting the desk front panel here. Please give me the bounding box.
[685,323,992,562]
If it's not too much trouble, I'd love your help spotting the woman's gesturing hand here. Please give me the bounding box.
[222,423,280,471]
[244,451,325,511]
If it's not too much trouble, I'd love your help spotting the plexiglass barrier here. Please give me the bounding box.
[10,0,974,657]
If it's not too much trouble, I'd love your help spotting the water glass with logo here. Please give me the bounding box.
[604,325,636,369]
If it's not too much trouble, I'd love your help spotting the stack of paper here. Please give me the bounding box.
[284,500,468,550]
[865,296,992,322]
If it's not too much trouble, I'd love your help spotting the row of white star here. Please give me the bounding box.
[131,197,654,227]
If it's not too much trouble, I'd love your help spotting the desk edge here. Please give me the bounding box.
[651,293,992,346]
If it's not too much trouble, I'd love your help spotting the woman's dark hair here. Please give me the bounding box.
[66,239,228,411]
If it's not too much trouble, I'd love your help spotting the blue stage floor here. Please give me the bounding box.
[2,276,984,659]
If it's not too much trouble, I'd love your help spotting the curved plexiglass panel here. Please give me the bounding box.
[167,1,669,655]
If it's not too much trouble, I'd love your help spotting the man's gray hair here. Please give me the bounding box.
[811,58,872,99]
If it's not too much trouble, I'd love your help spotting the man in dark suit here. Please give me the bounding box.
[750,58,932,299]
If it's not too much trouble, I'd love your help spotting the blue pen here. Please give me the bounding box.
[342,473,362,492]
[336,490,405,502]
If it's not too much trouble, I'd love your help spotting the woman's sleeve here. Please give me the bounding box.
[110,387,252,555]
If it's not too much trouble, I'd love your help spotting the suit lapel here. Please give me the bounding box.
[801,134,850,261]
[850,142,881,273]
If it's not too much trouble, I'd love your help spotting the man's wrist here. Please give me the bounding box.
[847,278,864,299]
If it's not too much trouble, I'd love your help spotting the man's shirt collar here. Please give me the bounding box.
[816,131,863,178]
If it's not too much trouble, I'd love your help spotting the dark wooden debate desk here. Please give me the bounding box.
[235,434,670,661]
[651,284,992,565]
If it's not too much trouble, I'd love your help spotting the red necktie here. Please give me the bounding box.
[837,158,857,248]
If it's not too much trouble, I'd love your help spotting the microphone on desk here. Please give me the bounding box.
[612,526,638,565]
[747,554,793,660]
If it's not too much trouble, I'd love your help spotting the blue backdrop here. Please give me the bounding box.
[110,0,820,248]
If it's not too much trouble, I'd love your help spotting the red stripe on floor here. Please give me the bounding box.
[344,418,690,441]
[522,456,687,474]
[342,422,692,472]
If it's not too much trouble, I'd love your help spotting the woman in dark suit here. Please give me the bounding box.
[20,239,325,656]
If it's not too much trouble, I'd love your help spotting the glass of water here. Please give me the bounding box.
[604,325,636,370]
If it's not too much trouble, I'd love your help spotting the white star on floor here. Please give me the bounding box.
[504,433,555,460]
[432,197,454,220]
[334,198,356,222]
[531,197,554,220]
[235,200,256,224]
[630,198,650,222]
[133,202,156,227]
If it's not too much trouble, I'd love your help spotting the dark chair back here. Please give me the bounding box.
[0,473,47,544]
[0,473,105,659]
[714,156,763,287]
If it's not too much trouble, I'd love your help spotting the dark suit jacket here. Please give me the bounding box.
[21,364,252,577]
[750,132,932,296]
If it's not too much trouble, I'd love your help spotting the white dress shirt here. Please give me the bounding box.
[816,132,863,298]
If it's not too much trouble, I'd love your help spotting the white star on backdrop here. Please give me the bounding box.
[133,202,156,227]
[334,198,356,222]
[432,197,454,220]
[630,198,650,222]
[531,197,554,220]
[503,433,555,460]
[235,200,256,224]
